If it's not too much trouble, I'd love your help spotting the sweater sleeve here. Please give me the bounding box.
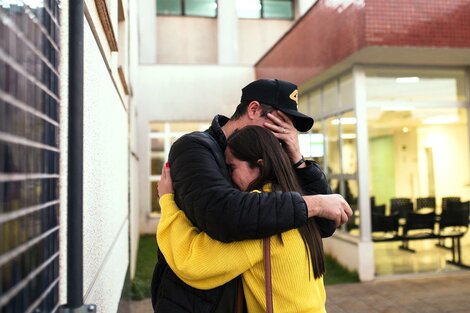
[157,193,263,290]
[169,133,307,243]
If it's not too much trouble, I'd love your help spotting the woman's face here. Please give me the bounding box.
[225,148,260,191]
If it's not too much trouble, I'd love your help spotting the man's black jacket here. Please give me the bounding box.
[152,115,334,313]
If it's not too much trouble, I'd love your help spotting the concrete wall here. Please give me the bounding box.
[239,19,292,65]
[323,233,375,282]
[138,0,157,63]
[59,1,131,310]
[418,122,470,202]
[59,1,70,304]
[156,16,218,64]
[129,0,141,280]
[135,65,254,233]
[154,17,291,65]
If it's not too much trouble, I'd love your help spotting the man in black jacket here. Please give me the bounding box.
[152,78,352,313]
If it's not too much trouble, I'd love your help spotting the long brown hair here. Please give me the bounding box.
[226,126,325,279]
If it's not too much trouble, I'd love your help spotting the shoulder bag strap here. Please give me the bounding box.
[263,238,273,313]
[236,238,273,313]
[235,277,244,313]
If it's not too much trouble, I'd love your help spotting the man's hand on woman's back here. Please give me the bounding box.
[303,194,353,228]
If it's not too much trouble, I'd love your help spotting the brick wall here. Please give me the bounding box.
[255,0,470,85]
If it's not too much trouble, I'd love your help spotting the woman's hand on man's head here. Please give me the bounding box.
[264,110,305,168]
[158,162,174,197]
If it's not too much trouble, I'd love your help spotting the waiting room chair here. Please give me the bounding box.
[416,197,436,213]
[437,202,469,266]
[371,212,399,241]
[441,197,461,212]
[371,204,386,216]
[391,198,413,219]
[439,202,469,235]
[346,203,358,232]
[400,211,436,252]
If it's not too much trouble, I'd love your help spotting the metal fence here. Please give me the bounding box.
[0,0,61,312]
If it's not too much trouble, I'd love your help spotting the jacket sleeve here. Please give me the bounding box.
[157,194,262,290]
[168,134,308,243]
[295,160,336,238]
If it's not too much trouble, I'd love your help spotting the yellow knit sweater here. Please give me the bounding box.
[157,190,326,313]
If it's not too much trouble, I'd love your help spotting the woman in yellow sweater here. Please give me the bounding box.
[157,126,327,313]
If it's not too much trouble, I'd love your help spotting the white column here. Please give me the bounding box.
[353,65,375,281]
[466,70,470,178]
[138,0,157,63]
[298,0,318,17]
[217,0,239,64]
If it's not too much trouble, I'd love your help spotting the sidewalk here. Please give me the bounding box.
[119,271,470,313]
[326,271,470,313]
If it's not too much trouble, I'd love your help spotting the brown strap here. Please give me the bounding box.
[263,238,273,313]
[235,277,244,313]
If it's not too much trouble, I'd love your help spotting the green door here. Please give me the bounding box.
[369,136,395,209]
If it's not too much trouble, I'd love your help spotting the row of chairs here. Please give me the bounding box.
[371,201,470,267]
[372,200,470,244]
[371,196,464,218]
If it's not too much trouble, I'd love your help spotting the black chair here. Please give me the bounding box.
[370,196,376,209]
[439,203,469,234]
[446,199,465,211]
[442,197,461,211]
[371,204,386,215]
[437,202,469,267]
[371,212,399,241]
[400,212,436,252]
[416,197,436,213]
[346,203,358,232]
[437,198,463,247]
[391,198,413,219]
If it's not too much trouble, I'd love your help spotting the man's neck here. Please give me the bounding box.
[221,119,244,139]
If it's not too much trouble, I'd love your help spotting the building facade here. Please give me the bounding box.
[135,0,470,282]
[255,0,470,280]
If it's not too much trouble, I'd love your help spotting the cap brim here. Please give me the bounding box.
[279,109,314,132]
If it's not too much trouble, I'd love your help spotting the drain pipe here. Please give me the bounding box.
[60,0,95,312]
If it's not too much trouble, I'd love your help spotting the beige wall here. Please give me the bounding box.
[389,121,470,203]
[155,17,292,65]
[394,129,419,199]
[156,16,218,64]
[239,19,292,65]
[60,1,132,310]
[418,124,470,203]
[129,0,141,280]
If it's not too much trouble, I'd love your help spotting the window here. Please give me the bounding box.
[237,0,293,19]
[365,68,470,212]
[149,121,210,214]
[157,0,217,17]
[324,112,358,234]
[367,106,469,215]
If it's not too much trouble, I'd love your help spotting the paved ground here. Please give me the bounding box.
[326,271,470,313]
[119,271,470,313]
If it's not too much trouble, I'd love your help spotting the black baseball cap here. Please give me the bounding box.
[240,78,314,132]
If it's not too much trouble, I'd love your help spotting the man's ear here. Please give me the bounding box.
[257,159,264,167]
[246,101,261,120]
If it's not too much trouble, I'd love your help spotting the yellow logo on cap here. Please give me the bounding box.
[289,89,299,107]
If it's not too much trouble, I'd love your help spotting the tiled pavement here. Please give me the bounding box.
[326,271,470,313]
[119,271,470,313]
